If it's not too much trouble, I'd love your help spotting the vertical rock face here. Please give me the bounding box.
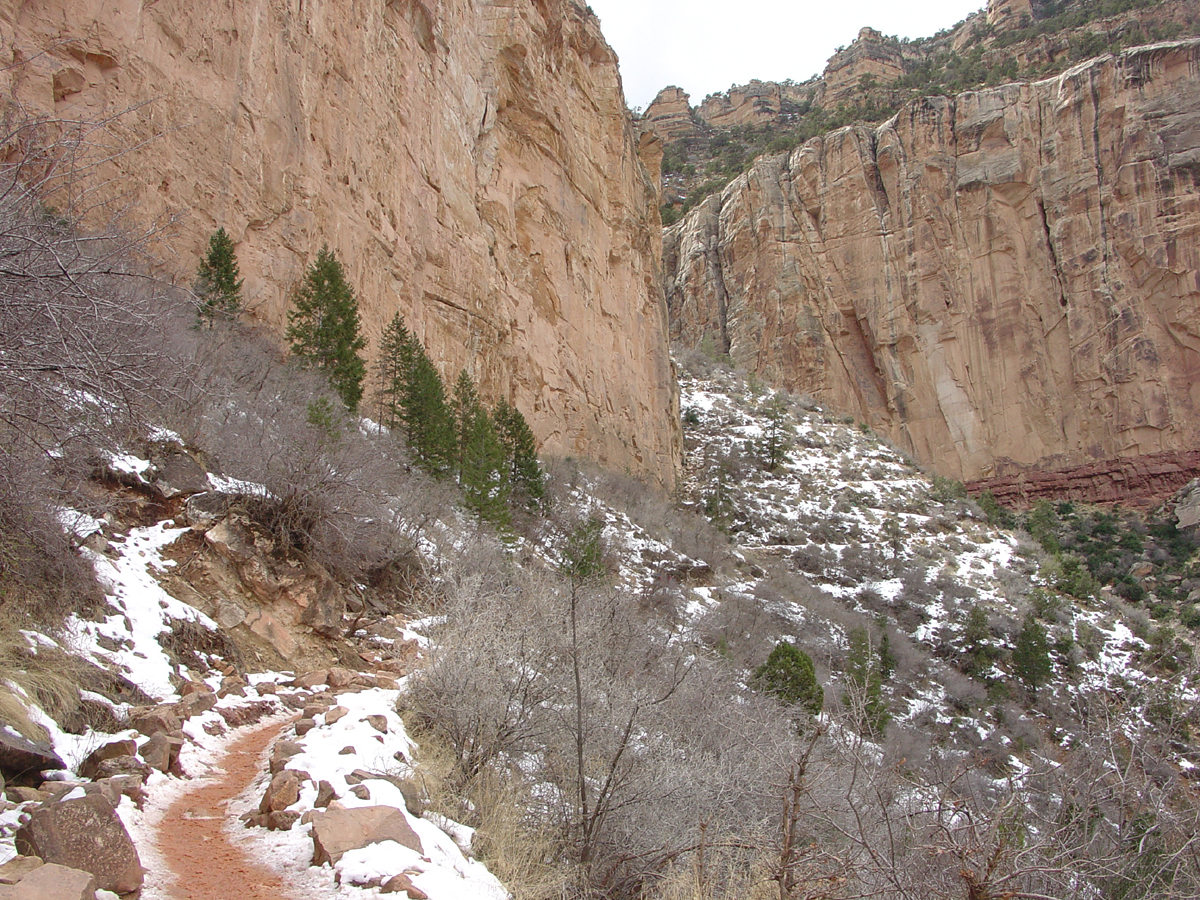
[0,0,680,486]
[664,40,1200,486]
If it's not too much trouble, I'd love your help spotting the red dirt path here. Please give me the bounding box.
[156,719,296,900]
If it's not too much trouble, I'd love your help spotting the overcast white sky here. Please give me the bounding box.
[586,0,987,111]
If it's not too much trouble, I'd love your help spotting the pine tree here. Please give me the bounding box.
[877,614,897,683]
[195,227,244,325]
[759,391,790,471]
[376,312,414,429]
[493,398,545,509]
[845,627,888,738]
[285,245,368,412]
[401,343,455,474]
[753,641,823,716]
[1012,614,1053,696]
[451,370,509,524]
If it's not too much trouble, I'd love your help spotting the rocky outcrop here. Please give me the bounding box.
[820,28,909,107]
[664,40,1200,491]
[645,81,814,142]
[966,451,1200,508]
[645,87,698,141]
[697,79,811,131]
[987,0,1034,32]
[0,0,680,487]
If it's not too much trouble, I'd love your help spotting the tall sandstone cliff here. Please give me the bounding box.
[0,0,680,486]
[665,40,1200,493]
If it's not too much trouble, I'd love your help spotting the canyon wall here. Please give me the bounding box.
[664,40,1200,487]
[0,0,679,486]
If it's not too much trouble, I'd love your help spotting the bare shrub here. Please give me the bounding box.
[0,112,192,623]
[409,541,800,899]
[162,323,454,582]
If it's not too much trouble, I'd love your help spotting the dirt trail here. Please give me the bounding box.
[156,719,296,900]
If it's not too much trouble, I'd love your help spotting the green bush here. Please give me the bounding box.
[753,641,823,715]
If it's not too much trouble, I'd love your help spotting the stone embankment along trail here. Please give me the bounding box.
[156,718,297,900]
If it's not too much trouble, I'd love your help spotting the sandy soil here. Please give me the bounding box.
[155,720,296,900]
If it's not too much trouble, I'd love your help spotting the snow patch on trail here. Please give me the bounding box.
[232,685,508,899]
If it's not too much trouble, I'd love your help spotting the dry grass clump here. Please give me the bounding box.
[398,713,574,900]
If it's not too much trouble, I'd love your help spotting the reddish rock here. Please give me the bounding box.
[314,780,338,809]
[966,451,1200,509]
[139,732,185,775]
[14,794,143,894]
[129,706,182,737]
[267,810,301,832]
[0,856,43,885]
[90,755,151,783]
[382,872,429,898]
[0,732,64,786]
[292,671,330,690]
[175,690,217,719]
[269,740,302,775]
[77,740,138,781]
[6,787,47,804]
[258,770,306,815]
[362,715,388,734]
[217,701,276,729]
[0,861,97,899]
[309,806,423,867]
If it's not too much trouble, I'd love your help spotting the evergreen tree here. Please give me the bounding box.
[759,391,791,471]
[401,343,455,475]
[451,370,509,524]
[877,614,897,683]
[493,398,545,509]
[845,627,888,738]
[1012,614,1053,696]
[376,312,414,429]
[285,245,368,412]
[753,641,823,716]
[962,605,996,678]
[194,227,244,325]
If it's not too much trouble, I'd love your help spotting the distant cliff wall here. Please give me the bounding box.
[665,40,1200,488]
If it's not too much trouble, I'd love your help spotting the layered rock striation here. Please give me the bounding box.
[0,0,679,486]
[665,40,1200,488]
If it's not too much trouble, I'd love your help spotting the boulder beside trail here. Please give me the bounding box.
[0,861,97,900]
[0,731,64,786]
[14,794,143,894]
[309,805,423,867]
